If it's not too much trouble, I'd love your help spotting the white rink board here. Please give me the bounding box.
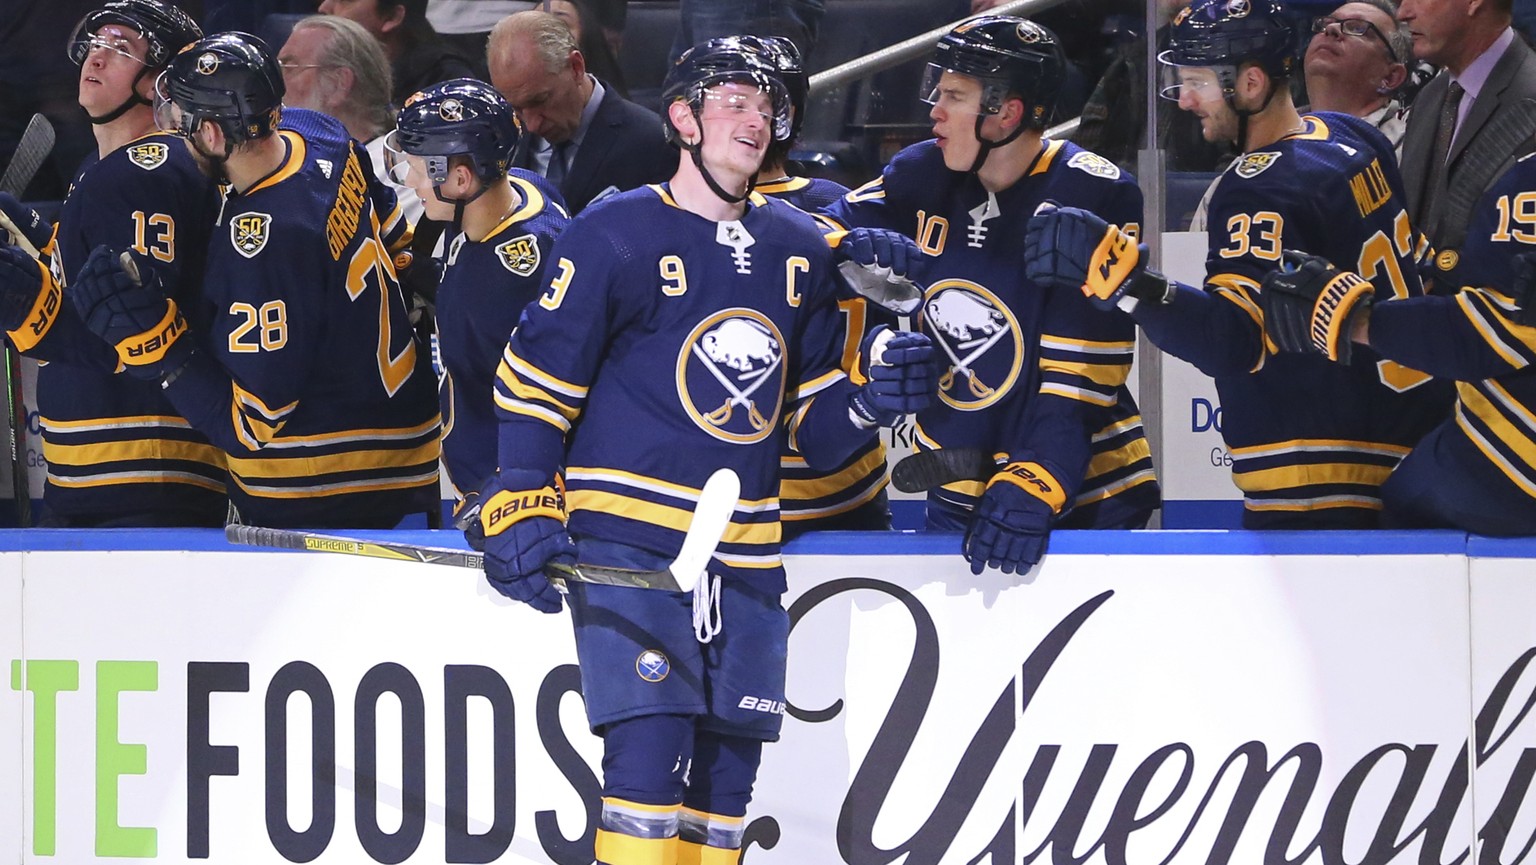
[3,538,1531,863]
[1,554,22,863]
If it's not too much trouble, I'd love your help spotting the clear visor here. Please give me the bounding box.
[152,71,191,137]
[70,27,148,67]
[918,64,993,117]
[380,130,415,185]
[1156,52,1232,102]
[696,77,793,141]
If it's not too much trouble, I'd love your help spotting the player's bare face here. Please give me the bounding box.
[77,24,150,115]
[698,82,773,180]
[926,72,987,171]
[1174,68,1236,143]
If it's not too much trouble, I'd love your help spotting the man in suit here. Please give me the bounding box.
[487,10,675,214]
[1398,0,1536,260]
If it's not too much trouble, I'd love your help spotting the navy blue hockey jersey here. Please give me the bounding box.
[162,124,441,528]
[17,132,228,524]
[757,174,891,528]
[438,171,568,498]
[1137,112,1450,527]
[1369,152,1536,510]
[494,185,872,593]
[824,138,1159,523]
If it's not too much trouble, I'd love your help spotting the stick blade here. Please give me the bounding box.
[669,468,741,592]
[1,114,57,197]
[890,448,997,493]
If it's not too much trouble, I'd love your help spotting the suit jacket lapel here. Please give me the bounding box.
[1450,38,1529,164]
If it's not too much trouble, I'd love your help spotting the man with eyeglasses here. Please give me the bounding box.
[67,30,442,529]
[0,0,231,527]
[1024,0,1450,529]
[1305,0,1413,147]
[1399,0,1536,259]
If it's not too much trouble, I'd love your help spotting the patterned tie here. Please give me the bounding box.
[1423,81,1465,238]
[546,140,572,187]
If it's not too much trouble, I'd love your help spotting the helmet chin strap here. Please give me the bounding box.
[1228,79,1281,153]
[966,112,1028,174]
[682,108,757,205]
[87,67,155,125]
[434,175,493,240]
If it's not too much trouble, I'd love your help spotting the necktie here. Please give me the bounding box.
[546,140,572,187]
[1423,81,1464,237]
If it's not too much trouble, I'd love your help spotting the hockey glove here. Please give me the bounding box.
[1260,250,1373,364]
[72,246,193,380]
[848,325,936,428]
[479,468,574,614]
[0,244,60,340]
[962,458,1066,576]
[1508,250,1536,327]
[832,227,924,314]
[0,192,53,256]
[1024,202,1174,312]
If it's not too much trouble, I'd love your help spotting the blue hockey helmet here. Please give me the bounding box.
[922,16,1065,130]
[68,0,203,69]
[661,36,793,146]
[391,78,520,185]
[1159,0,1297,98]
[156,32,285,144]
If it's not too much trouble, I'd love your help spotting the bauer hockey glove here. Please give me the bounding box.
[832,227,924,314]
[72,246,193,380]
[478,468,574,614]
[848,325,936,428]
[1024,202,1174,312]
[0,244,59,338]
[962,457,1065,576]
[1507,250,1536,327]
[0,192,53,256]
[1260,250,1373,364]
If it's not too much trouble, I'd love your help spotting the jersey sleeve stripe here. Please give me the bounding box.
[493,396,571,432]
[502,348,589,398]
[1038,382,1118,406]
[1456,290,1534,368]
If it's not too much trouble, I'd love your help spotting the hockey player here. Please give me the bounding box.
[0,0,227,526]
[822,16,1159,574]
[386,78,569,515]
[1024,0,1449,528]
[479,37,935,865]
[70,31,442,529]
[742,35,894,537]
[1259,153,1536,535]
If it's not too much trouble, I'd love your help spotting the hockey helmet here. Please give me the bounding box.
[1159,0,1297,99]
[156,32,285,145]
[68,0,203,69]
[391,78,520,185]
[922,15,1065,130]
[661,36,793,146]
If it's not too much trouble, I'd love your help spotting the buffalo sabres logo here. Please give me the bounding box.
[439,98,464,122]
[1226,0,1251,15]
[678,309,785,444]
[495,233,541,276]
[919,281,1023,411]
[230,211,272,258]
[1067,151,1121,180]
[1234,151,1281,178]
[196,52,219,75]
[127,142,169,169]
[1016,21,1048,43]
[636,649,670,683]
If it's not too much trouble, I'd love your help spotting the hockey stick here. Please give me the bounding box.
[0,114,54,528]
[224,468,743,593]
[890,448,999,493]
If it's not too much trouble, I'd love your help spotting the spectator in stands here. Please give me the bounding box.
[488,10,673,213]
[279,14,423,224]
[1304,0,1413,148]
[317,0,477,104]
[549,0,627,94]
[1398,0,1536,258]
[0,0,228,527]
